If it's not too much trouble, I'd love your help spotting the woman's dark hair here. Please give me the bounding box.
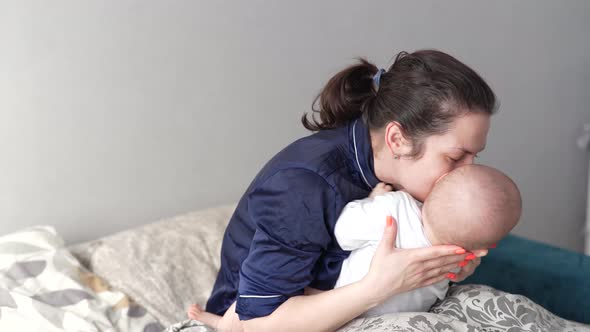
[302,50,498,157]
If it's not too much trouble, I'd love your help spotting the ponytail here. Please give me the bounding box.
[302,58,379,131]
[302,50,497,160]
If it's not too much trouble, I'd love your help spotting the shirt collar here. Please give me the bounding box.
[349,118,380,190]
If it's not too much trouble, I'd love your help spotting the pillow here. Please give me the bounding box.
[69,204,236,326]
[430,284,589,331]
[0,225,162,331]
[338,312,475,332]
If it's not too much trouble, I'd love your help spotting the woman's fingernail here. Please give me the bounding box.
[458,260,468,267]
[455,248,466,254]
[489,243,497,248]
[386,216,393,227]
[446,272,456,279]
[465,253,476,260]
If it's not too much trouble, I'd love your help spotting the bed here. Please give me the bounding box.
[0,204,588,331]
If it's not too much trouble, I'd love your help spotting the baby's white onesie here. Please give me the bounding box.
[334,191,450,317]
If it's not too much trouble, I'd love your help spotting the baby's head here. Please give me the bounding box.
[422,164,522,251]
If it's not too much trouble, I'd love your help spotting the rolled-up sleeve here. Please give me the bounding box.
[236,168,335,320]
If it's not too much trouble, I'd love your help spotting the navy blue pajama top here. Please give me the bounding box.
[206,118,380,320]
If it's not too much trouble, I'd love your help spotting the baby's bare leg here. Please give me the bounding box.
[187,302,243,332]
[217,302,243,332]
[187,304,222,329]
[189,291,328,331]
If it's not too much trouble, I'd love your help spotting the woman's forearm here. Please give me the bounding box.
[243,280,378,332]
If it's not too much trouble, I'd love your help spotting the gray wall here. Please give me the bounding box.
[1,1,589,251]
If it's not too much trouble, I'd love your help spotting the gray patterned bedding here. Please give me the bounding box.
[0,226,163,331]
[0,205,586,331]
[162,284,588,332]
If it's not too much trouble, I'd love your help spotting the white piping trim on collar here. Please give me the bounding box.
[352,119,372,189]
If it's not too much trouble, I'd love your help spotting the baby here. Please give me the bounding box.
[335,164,522,316]
[187,164,522,329]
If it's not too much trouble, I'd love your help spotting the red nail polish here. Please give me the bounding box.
[455,248,466,254]
[459,260,468,267]
[446,272,456,279]
[386,216,393,227]
[465,254,476,260]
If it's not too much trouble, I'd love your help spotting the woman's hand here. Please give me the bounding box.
[453,248,487,282]
[361,216,470,306]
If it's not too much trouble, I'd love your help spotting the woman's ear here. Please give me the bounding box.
[384,122,413,157]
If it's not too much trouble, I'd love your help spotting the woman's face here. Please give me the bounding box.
[376,112,491,202]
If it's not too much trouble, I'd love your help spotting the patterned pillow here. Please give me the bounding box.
[0,225,162,332]
[338,311,478,332]
[337,284,590,332]
[430,284,589,332]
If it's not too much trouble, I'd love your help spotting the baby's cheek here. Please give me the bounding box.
[408,181,430,202]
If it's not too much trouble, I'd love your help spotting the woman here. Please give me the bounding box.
[202,49,494,331]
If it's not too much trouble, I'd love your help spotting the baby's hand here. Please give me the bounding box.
[369,182,393,198]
